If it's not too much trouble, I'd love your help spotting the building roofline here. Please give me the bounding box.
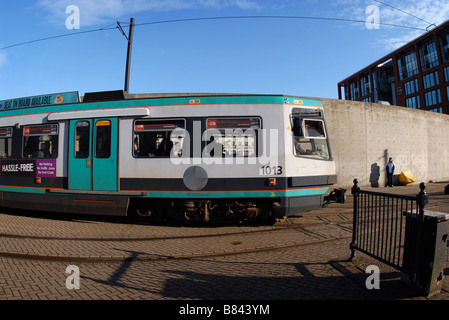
[338,19,449,85]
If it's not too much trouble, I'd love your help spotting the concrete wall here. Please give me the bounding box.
[319,98,449,189]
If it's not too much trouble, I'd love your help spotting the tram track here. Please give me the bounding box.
[0,233,353,263]
[0,216,354,263]
[0,212,354,242]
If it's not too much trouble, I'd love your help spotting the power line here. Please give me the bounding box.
[0,15,428,51]
[132,15,428,30]
[0,26,117,51]
[372,0,435,28]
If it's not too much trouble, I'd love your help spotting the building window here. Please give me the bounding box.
[360,73,371,96]
[429,107,443,113]
[444,67,449,82]
[397,50,419,80]
[424,89,441,107]
[404,79,419,95]
[419,40,439,71]
[439,31,449,63]
[423,71,440,89]
[349,78,359,100]
[362,97,371,102]
[406,96,420,109]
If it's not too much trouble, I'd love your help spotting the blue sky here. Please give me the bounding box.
[1,0,448,101]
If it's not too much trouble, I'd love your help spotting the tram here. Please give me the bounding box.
[0,90,342,223]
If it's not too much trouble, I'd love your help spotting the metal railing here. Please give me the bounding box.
[350,179,428,274]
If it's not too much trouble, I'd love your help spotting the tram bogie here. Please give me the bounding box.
[0,91,338,224]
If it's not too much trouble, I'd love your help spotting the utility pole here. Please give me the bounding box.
[124,17,135,93]
[117,18,135,93]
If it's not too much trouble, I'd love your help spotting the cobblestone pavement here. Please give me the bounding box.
[0,182,448,310]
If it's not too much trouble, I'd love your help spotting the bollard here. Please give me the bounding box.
[402,183,448,297]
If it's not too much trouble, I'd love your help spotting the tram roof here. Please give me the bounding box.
[0,90,323,117]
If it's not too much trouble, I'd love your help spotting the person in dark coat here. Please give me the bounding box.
[386,157,395,187]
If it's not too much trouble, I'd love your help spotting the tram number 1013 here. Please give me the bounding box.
[259,165,283,176]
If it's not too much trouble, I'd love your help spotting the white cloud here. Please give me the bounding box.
[378,0,449,28]
[333,0,449,51]
[378,30,423,52]
[376,0,449,50]
[36,0,262,27]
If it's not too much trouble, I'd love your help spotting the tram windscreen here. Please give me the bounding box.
[291,117,330,160]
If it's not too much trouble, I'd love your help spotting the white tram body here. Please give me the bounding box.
[0,91,338,223]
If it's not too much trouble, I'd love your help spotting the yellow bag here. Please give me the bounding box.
[399,171,416,185]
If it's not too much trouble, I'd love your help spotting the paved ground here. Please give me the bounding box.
[0,181,448,314]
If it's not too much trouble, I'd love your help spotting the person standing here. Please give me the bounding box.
[386,157,395,187]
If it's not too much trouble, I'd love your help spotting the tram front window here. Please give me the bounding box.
[291,117,330,160]
[293,137,330,160]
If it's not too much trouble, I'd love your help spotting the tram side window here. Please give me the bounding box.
[23,124,59,159]
[133,119,185,158]
[95,120,111,159]
[0,127,13,158]
[204,118,260,157]
[74,121,90,159]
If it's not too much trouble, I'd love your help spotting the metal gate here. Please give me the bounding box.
[349,179,429,278]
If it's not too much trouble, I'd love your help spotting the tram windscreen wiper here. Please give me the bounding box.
[299,111,322,118]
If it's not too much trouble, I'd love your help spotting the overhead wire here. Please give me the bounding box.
[372,0,436,29]
[132,15,428,30]
[0,26,117,51]
[0,15,429,51]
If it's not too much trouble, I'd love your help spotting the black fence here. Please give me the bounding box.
[349,179,449,297]
[350,179,428,274]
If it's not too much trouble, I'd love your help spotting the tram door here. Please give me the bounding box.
[68,118,118,191]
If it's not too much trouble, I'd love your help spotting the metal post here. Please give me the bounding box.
[412,182,428,285]
[417,182,428,220]
[350,178,360,260]
[124,17,135,93]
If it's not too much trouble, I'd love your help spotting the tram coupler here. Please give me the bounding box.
[323,188,346,207]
